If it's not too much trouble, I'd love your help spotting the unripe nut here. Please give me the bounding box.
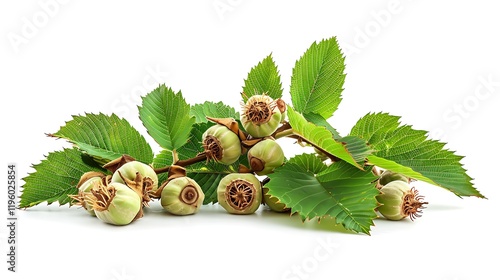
[379,170,409,186]
[70,171,106,216]
[248,139,284,175]
[263,188,290,213]
[89,182,142,226]
[111,161,159,193]
[241,94,282,138]
[202,124,242,165]
[77,176,103,216]
[161,177,205,215]
[217,173,262,214]
[376,181,427,221]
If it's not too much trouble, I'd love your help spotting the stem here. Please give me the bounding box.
[272,122,291,139]
[154,166,170,175]
[274,128,294,139]
[172,150,179,164]
[177,153,207,167]
[154,153,208,175]
[261,177,271,186]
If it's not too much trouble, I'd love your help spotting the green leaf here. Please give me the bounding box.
[50,113,153,164]
[349,112,484,198]
[287,107,365,169]
[20,148,106,208]
[152,149,174,185]
[139,84,195,151]
[188,172,229,205]
[190,101,240,123]
[242,54,283,102]
[303,112,341,139]
[290,37,346,119]
[286,152,329,174]
[153,123,245,204]
[338,135,374,163]
[266,154,378,234]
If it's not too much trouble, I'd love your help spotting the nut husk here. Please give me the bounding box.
[202,124,242,165]
[241,94,282,138]
[217,173,262,214]
[161,177,205,215]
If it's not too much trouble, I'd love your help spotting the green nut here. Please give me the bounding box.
[378,170,409,186]
[376,181,427,221]
[217,173,262,214]
[241,94,282,138]
[263,188,290,213]
[89,182,142,226]
[202,124,242,165]
[111,161,159,194]
[248,139,284,176]
[77,176,103,216]
[161,177,205,215]
[70,171,107,216]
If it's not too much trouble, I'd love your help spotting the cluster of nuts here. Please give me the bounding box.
[70,94,290,225]
[70,93,430,226]
[205,94,288,214]
[70,160,160,225]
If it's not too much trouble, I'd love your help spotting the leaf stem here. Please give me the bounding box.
[172,150,179,164]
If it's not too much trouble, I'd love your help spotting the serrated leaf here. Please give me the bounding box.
[303,112,341,139]
[152,149,174,185]
[188,172,226,205]
[242,54,283,102]
[349,112,484,198]
[50,113,153,164]
[286,152,328,174]
[338,135,374,163]
[20,148,106,208]
[301,114,373,163]
[190,101,240,123]
[287,107,365,169]
[139,84,195,151]
[153,123,246,204]
[266,154,378,234]
[290,37,345,119]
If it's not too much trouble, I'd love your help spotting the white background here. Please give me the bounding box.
[1,1,499,279]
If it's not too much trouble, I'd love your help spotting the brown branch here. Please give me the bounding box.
[272,122,291,138]
[154,153,208,175]
[176,153,208,167]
